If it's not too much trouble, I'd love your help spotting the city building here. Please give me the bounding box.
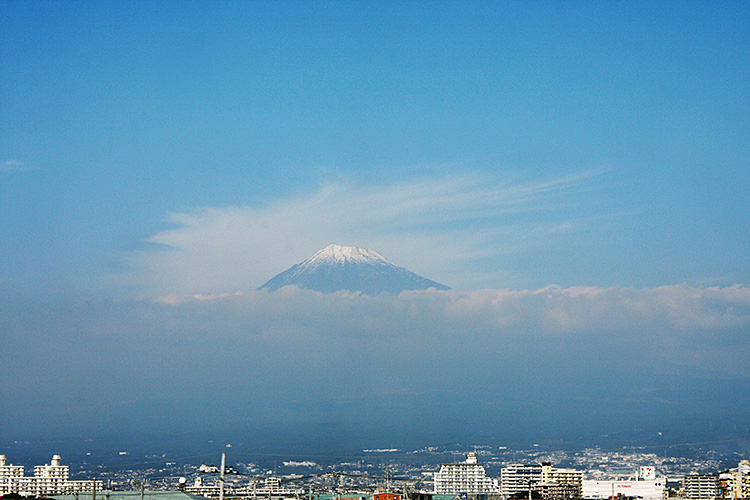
[742,460,750,499]
[373,493,401,500]
[718,460,750,499]
[31,454,69,496]
[683,474,719,500]
[0,455,24,495]
[434,452,499,494]
[500,463,582,499]
[537,482,582,500]
[232,476,303,499]
[184,477,222,498]
[501,464,543,497]
[0,454,93,496]
[582,477,666,500]
[541,462,583,498]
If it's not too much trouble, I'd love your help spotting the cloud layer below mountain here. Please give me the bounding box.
[3,283,748,449]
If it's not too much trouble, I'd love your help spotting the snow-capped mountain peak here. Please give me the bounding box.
[303,244,394,266]
[259,244,449,294]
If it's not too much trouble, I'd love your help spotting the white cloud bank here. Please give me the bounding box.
[151,283,750,377]
[121,171,608,296]
[3,281,748,442]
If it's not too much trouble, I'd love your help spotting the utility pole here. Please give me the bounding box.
[219,452,226,500]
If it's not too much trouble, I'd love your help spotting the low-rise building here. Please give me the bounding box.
[373,493,401,500]
[582,478,666,500]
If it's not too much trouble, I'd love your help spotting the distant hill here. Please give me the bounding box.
[259,244,449,295]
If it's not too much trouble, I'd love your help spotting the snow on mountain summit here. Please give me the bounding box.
[304,244,394,266]
[259,244,449,295]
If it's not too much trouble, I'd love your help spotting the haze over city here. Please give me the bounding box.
[1,1,749,457]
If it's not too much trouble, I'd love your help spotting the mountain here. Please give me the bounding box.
[259,244,450,294]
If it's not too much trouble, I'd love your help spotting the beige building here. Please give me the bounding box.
[501,462,583,498]
[541,462,583,496]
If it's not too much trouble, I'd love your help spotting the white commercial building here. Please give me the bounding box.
[582,478,666,500]
[434,452,499,494]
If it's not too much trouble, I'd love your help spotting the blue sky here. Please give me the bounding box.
[1,2,749,449]
[2,1,749,296]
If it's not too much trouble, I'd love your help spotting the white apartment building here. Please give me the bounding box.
[501,464,543,496]
[30,454,69,496]
[0,454,93,495]
[0,455,25,495]
[434,452,499,494]
[683,474,719,500]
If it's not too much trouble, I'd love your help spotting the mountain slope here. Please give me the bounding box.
[259,244,449,294]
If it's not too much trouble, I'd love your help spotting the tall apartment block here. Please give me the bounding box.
[433,452,499,494]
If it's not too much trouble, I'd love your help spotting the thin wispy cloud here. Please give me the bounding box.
[0,159,30,174]
[121,171,609,296]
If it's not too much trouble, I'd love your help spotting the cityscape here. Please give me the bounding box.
[2,442,749,500]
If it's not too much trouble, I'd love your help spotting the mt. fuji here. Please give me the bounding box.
[259,244,450,295]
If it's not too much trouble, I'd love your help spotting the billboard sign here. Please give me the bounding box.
[640,467,656,480]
